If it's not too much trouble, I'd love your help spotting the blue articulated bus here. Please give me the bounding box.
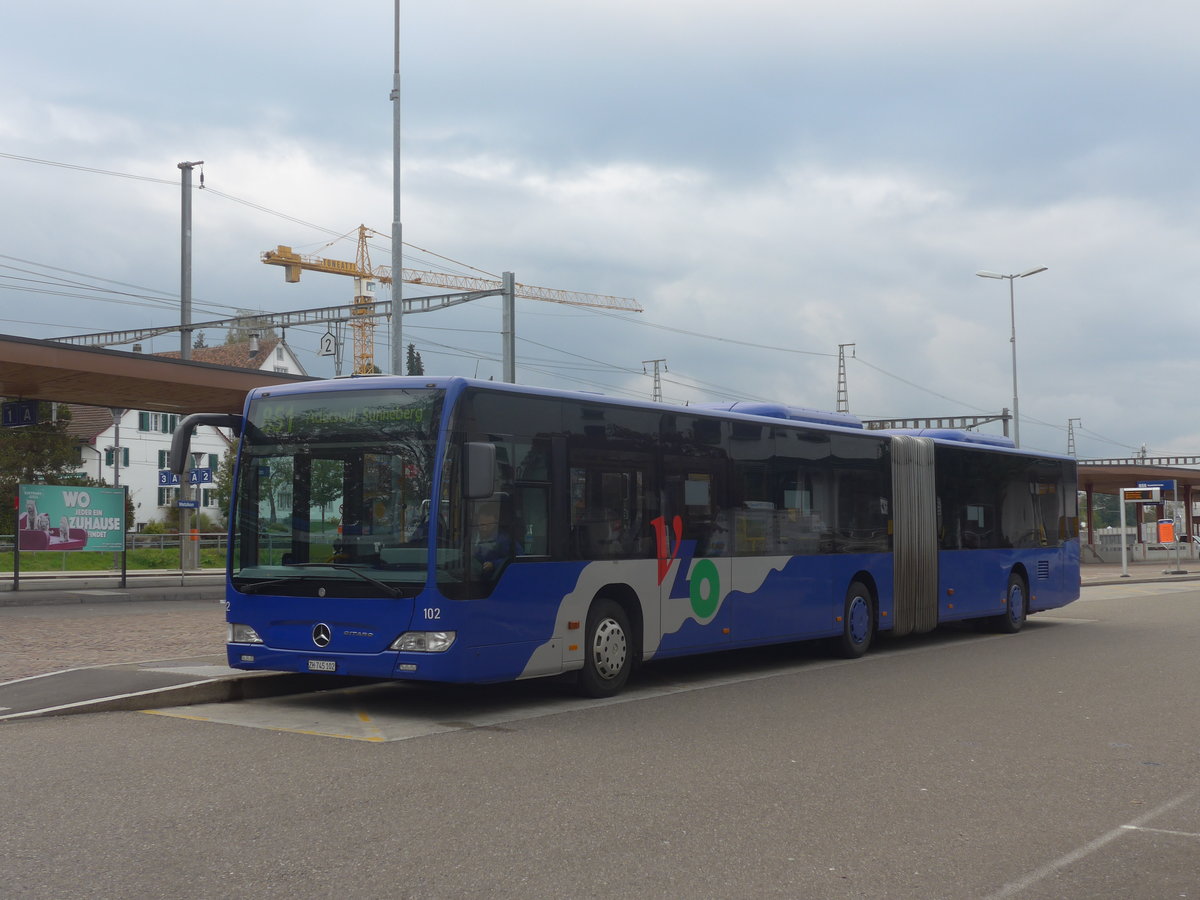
[171,376,1080,698]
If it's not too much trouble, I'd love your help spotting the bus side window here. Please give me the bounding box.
[569,465,651,560]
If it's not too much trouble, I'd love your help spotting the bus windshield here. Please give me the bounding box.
[231,387,444,598]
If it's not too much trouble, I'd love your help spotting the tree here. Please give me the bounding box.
[311,459,343,532]
[260,459,293,525]
[406,343,425,375]
[193,330,208,350]
[214,449,235,522]
[0,403,96,532]
[1084,492,1120,530]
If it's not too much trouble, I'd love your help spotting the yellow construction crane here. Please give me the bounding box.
[263,225,642,374]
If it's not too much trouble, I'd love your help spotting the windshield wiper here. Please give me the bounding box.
[283,562,405,598]
[235,576,310,595]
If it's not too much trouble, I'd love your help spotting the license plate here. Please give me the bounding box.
[307,659,336,672]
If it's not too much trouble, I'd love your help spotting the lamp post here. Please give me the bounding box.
[975,266,1047,448]
[178,160,203,361]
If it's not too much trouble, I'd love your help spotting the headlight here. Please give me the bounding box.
[390,631,456,652]
[228,623,264,644]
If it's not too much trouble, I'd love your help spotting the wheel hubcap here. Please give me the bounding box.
[847,595,870,645]
[1009,585,1024,624]
[592,617,628,680]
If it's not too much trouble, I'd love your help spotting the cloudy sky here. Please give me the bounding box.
[2,0,1198,459]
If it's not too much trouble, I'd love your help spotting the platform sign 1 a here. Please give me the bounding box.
[2,399,39,427]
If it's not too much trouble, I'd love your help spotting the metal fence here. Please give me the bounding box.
[0,532,229,555]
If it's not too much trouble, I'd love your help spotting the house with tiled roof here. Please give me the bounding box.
[65,338,306,530]
[155,335,305,374]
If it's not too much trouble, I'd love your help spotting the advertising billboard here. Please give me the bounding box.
[17,485,126,552]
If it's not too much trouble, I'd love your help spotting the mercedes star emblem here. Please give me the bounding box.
[312,623,332,648]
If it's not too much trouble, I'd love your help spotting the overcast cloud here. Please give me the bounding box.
[3,0,1199,459]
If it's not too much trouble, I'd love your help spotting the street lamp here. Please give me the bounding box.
[975,266,1047,448]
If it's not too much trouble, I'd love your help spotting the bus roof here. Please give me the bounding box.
[690,401,863,429]
[881,428,1015,448]
[244,376,1069,459]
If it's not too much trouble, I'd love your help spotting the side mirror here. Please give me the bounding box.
[464,442,497,500]
[170,413,244,474]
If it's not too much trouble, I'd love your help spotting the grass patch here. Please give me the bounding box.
[3,548,226,572]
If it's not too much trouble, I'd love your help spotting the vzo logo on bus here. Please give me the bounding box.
[652,515,721,619]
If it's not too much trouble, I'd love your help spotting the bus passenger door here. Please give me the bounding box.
[658,459,733,653]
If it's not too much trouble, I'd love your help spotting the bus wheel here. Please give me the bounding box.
[992,573,1027,634]
[577,598,632,698]
[836,581,875,659]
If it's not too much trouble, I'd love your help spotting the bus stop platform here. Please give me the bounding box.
[0,656,333,721]
[1,560,1197,721]
[1081,560,1200,586]
[0,570,224,604]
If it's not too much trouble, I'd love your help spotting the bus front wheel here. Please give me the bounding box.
[836,580,875,659]
[577,598,633,698]
[991,573,1027,634]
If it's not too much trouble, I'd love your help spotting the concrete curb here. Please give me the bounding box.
[1,670,380,721]
[0,571,224,595]
[1082,573,1200,587]
[0,586,224,607]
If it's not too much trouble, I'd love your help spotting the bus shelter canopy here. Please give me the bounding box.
[0,334,314,416]
[1076,462,1200,499]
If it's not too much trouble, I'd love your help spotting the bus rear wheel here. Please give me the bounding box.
[990,573,1027,634]
[836,580,875,659]
[577,598,633,698]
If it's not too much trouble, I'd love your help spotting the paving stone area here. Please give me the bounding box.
[0,602,225,682]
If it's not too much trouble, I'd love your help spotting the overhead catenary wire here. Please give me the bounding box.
[0,152,477,281]
[0,152,1153,456]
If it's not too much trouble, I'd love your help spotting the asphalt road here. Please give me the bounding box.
[2,582,1198,899]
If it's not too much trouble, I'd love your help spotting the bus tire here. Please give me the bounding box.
[991,572,1027,634]
[577,598,633,698]
[836,580,875,659]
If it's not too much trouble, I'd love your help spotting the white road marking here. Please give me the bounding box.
[1121,825,1200,840]
[983,790,1198,899]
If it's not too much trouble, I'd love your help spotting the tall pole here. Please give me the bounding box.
[178,161,203,360]
[389,0,404,376]
[502,272,516,383]
[836,343,855,413]
[976,266,1047,449]
[1007,276,1019,448]
[1067,417,1080,457]
[642,359,668,402]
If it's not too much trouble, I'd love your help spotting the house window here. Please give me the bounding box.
[139,412,179,433]
[274,366,289,373]
[157,487,180,507]
[276,346,284,360]
[105,448,130,467]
